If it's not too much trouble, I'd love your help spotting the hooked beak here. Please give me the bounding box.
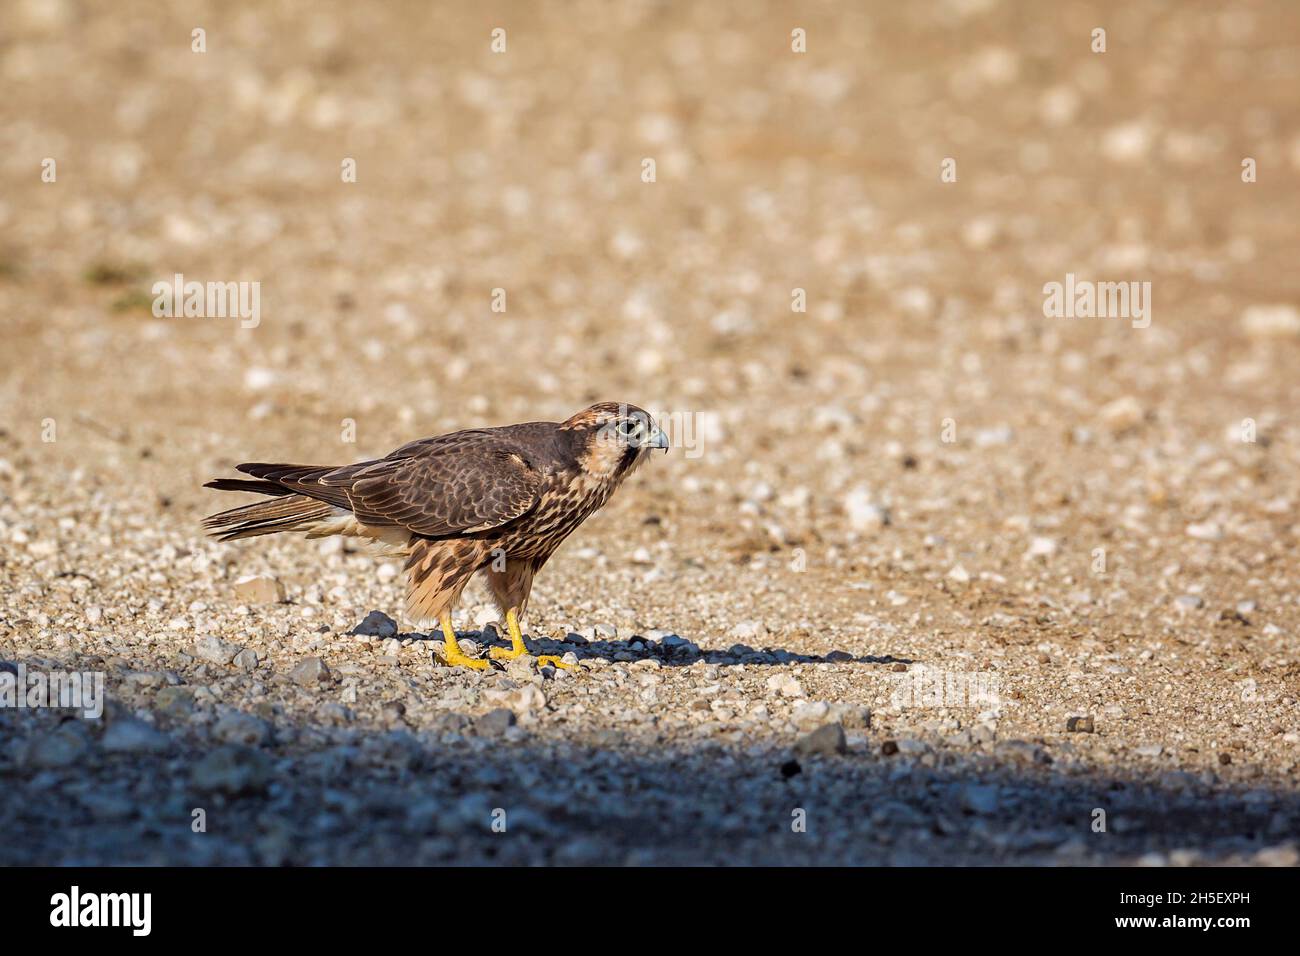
[649,428,669,452]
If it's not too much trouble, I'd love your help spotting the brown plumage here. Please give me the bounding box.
[203,402,668,631]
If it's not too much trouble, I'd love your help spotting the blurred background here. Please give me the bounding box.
[4,0,1299,626]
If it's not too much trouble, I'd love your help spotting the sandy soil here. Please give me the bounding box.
[1,0,1299,864]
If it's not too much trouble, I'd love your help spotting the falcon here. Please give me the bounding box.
[203,402,668,669]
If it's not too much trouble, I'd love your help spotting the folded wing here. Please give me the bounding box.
[210,432,544,540]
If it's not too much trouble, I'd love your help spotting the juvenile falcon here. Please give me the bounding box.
[203,402,668,669]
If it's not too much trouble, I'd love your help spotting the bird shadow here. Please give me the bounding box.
[396,627,913,668]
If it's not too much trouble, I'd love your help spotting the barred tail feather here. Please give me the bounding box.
[203,493,334,541]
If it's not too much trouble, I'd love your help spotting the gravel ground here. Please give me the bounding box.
[2,1,1299,865]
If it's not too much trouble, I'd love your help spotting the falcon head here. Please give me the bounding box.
[564,401,669,477]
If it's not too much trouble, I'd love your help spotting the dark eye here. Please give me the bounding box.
[617,419,640,438]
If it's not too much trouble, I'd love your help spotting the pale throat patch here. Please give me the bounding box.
[581,430,631,475]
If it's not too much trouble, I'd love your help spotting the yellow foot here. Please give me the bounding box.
[487,608,576,670]
[488,647,571,670]
[436,647,492,670]
[434,611,493,670]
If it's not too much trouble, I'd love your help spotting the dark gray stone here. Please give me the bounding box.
[351,610,398,638]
